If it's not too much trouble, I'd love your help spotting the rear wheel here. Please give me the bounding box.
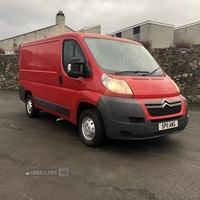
[78,108,106,147]
[25,94,40,118]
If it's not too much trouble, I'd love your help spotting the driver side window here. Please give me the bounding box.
[63,40,85,71]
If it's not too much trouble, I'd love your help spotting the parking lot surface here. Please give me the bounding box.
[0,90,200,200]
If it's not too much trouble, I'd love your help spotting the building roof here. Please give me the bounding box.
[175,21,200,30]
[77,23,101,32]
[0,24,75,42]
[108,20,174,35]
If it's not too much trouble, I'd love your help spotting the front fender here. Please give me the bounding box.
[71,91,103,124]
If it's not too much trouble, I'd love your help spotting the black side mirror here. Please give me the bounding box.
[67,57,85,78]
[67,57,92,78]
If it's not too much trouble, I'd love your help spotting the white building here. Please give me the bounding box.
[2,11,200,52]
[0,11,101,54]
[77,24,101,35]
[174,21,200,45]
[108,21,175,49]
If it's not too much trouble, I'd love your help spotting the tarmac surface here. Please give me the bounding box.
[0,90,200,200]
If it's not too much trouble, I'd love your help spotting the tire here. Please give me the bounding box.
[78,108,106,147]
[25,94,40,118]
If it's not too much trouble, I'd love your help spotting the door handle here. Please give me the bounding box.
[59,74,63,85]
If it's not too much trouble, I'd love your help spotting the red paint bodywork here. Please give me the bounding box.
[19,32,187,126]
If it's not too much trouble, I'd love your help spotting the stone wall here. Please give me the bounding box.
[0,54,19,90]
[150,46,200,103]
[0,47,200,103]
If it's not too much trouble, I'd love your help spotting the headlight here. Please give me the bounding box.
[101,74,132,94]
[172,80,180,92]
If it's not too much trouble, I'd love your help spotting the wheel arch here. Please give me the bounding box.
[25,90,32,99]
[19,86,32,102]
[76,102,97,125]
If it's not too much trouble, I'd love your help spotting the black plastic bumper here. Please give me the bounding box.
[97,96,189,140]
[19,85,26,102]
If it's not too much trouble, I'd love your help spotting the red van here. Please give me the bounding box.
[19,32,188,147]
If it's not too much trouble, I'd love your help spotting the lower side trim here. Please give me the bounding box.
[34,98,70,116]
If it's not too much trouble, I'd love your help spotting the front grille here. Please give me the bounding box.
[143,97,182,117]
[147,104,181,116]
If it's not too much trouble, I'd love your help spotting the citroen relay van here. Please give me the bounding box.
[19,32,188,147]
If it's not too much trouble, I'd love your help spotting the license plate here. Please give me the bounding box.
[158,120,178,131]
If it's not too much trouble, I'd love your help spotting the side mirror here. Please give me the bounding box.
[67,57,92,78]
[67,57,85,78]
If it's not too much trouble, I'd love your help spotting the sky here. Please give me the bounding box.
[1,0,200,40]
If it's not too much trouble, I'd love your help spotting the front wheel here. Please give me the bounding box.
[78,108,106,147]
[25,94,40,118]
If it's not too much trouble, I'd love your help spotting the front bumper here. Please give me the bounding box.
[97,96,189,140]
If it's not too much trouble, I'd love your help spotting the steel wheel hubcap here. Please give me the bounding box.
[27,99,33,114]
[82,117,95,141]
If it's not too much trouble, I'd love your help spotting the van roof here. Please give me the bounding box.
[21,32,140,47]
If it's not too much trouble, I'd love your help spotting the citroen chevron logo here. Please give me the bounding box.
[161,98,171,108]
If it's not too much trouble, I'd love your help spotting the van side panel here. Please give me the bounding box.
[20,40,60,105]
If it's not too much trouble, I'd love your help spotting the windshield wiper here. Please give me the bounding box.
[142,67,160,76]
[114,70,149,75]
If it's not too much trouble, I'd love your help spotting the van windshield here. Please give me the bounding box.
[84,38,164,76]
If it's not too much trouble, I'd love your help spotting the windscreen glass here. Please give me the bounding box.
[84,38,164,76]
